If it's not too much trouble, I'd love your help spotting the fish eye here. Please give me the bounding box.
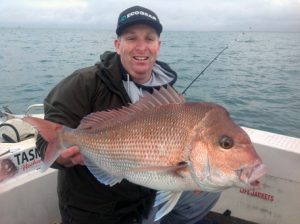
[219,135,234,149]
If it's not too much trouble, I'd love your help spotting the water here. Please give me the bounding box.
[0,28,299,138]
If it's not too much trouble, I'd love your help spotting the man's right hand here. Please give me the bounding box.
[56,146,84,167]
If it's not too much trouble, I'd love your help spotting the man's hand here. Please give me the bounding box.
[56,146,84,167]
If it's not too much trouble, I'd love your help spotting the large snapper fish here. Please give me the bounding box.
[22,86,266,220]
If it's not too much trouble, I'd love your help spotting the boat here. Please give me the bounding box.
[0,105,299,224]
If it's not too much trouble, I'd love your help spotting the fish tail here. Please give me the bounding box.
[22,117,65,171]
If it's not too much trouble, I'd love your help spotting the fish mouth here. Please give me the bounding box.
[236,162,267,188]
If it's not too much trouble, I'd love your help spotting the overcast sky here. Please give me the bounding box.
[0,0,299,32]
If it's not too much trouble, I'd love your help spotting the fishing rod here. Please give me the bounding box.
[181,30,248,95]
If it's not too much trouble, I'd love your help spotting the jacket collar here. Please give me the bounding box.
[96,50,177,93]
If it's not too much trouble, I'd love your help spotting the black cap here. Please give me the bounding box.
[116,6,163,36]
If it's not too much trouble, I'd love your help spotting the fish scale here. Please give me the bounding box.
[62,104,201,191]
[22,85,266,221]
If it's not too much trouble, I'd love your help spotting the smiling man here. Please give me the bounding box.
[115,23,161,84]
[37,5,220,224]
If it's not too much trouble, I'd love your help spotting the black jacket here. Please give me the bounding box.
[37,51,177,223]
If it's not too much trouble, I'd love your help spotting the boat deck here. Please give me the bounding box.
[201,211,258,224]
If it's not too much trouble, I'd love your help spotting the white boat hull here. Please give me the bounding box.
[0,169,60,224]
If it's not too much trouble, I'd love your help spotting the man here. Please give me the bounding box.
[37,5,220,224]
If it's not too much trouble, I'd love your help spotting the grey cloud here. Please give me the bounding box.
[0,0,299,32]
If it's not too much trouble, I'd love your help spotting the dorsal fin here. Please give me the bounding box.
[77,85,185,130]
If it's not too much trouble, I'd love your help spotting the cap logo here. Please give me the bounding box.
[120,15,127,22]
[126,10,157,21]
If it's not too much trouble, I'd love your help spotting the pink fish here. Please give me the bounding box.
[22,86,266,220]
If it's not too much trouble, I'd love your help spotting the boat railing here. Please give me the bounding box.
[25,104,44,116]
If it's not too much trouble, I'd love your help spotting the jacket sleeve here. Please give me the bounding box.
[36,68,99,169]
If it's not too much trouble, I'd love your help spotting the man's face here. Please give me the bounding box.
[114,24,161,84]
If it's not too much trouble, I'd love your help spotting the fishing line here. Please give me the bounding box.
[181,29,250,95]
